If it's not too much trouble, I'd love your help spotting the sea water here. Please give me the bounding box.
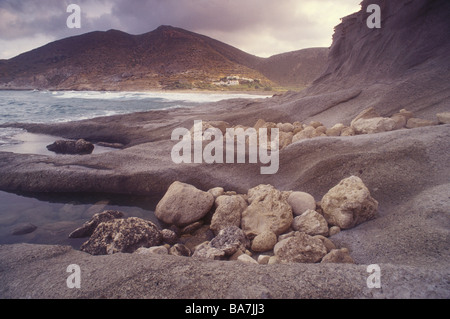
[0,90,268,247]
[0,90,269,146]
[0,190,162,248]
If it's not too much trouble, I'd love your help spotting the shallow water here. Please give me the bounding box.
[0,130,116,156]
[0,90,269,125]
[0,190,162,249]
[0,90,271,250]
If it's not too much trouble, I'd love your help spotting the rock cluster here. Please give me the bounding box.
[188,109,446,151]
[71,176,379,266]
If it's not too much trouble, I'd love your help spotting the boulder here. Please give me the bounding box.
[309,121,323,129]
[315,126,327,135]
[241,184,293,238]
[351,117,396,134]
[180,225,214,252]
[209,226,250,256]
[437,112,450,124]
[135,246,168,255]
[207,121,231,135]
[11,223,37,236]
[181,221,204,235]
[155,181,214,226]
[210,195,247,235]
[257,255,271,265]
[208,187,225,199]
[161,229,178,245]
[237,254,258,264]
[273,232,327,263]
[228,248,246,261]
[192,241,225,260]
[46,139,94,155]
[278,131,293,149]
[398,109,415,120]
[326,123,345,137]
[254,119,266,130]
[340,127,355,136]
[277,122,294,133]
[406,118,435,128]
[169,244,191,257]
[313,235,336,253]
[80,217,162,255]
[292,209,329,237]
[292,125,303,135]
[251,230,277,252]
[321,176,378,229]
[350,107,380,127]
[277,231,296,242]
[69,210,124,238]
[321,248,355,264]
[390,114,407,130]
[287,191,316,216]
[292,126,315,143]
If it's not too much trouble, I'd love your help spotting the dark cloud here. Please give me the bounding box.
[0,0,361,59]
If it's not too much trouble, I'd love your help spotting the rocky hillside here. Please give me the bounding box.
[255,48,328,89]
[0,26,327,91]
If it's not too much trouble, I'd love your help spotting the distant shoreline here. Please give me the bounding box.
[0,88,299,96]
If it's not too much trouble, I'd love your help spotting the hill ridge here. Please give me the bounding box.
[0,25,328,91]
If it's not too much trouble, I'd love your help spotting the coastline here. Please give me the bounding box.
[0,89,448,299]
[1,0,449,299]
[0,87,289,96]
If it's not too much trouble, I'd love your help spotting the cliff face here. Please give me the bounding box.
[316,0,450,86]
[282,0,450,124]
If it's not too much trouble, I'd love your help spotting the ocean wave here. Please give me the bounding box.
[0,128,26,146]
[51,90,270,103]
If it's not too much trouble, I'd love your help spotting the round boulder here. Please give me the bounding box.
[287,191,316,216]
[251,230,277,252]
[155,181,214,226]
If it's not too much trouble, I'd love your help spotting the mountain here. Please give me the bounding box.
[0,26,327,91]
[255,48,328,89]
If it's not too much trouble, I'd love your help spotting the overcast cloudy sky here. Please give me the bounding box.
[0,0,361,60]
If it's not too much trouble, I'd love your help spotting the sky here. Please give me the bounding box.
[0,0,362,60]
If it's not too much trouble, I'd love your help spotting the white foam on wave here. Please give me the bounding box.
[52,90,271,103]
[0,127,27,146]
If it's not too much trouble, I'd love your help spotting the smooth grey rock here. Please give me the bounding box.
[11,223,37,236]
